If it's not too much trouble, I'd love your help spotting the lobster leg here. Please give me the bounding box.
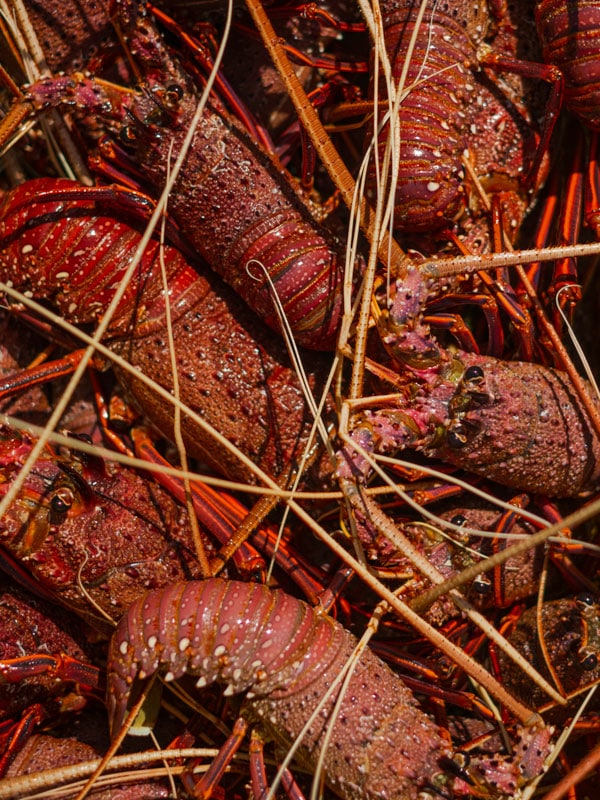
[0,351,86,400]
[0,653,100,690]
[131,426,332,604]
[545,124,586,322]
[479,50,564,188]
[249,728,306,800]
[586,130,600,236]
[0,705,46,778]
[441,224,536,360]
[181,717,249,800]
[521,123,588,330]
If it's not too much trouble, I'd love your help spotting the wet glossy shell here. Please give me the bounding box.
[536,0,600,129]
[433,352,600,497]
[108,579,450,800]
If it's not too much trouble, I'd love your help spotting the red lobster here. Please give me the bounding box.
[7,0,349,351]
[367,0,556,235]
[0,579,100,773]
[107,578,553,800]
[0,178,332,486]
[0,421,207,629]
[338,267,600,498]
[535,0,600,130]
[379,499,555,626]
[498,593,600,721]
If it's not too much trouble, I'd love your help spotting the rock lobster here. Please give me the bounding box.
[7,0,349,351]
[338,267,600,498]
[367,0,557,235]
[107,578,553,800]
[1,4,600,798]
[0,178,332,486]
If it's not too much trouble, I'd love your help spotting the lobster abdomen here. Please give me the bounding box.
[0,178,329,485]
[536,0,600,130]
[368,0,486,230]
[108,579,450,800]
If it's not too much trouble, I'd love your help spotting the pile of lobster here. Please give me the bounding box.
[1,0,600,797]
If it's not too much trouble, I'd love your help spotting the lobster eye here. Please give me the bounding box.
[472,576,492,595]
[50,487,74,517]
[165,83,184,102]
[463,365,484,384]
[447,425,468,449]
[120,125,137,145]
[576,592,597,609]
[439,751,473,784]
[452,751,470,769]
[450,514,468,527]
[580,650,598,671]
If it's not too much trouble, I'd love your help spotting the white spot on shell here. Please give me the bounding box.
[164,671,175,682]
[147,636,157,649]
[219,623,230,634]
[427,182,440,192]
[21,244,33,254]
[179,637,190,651]
[214,645,226,657]
[119,640,128,655]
